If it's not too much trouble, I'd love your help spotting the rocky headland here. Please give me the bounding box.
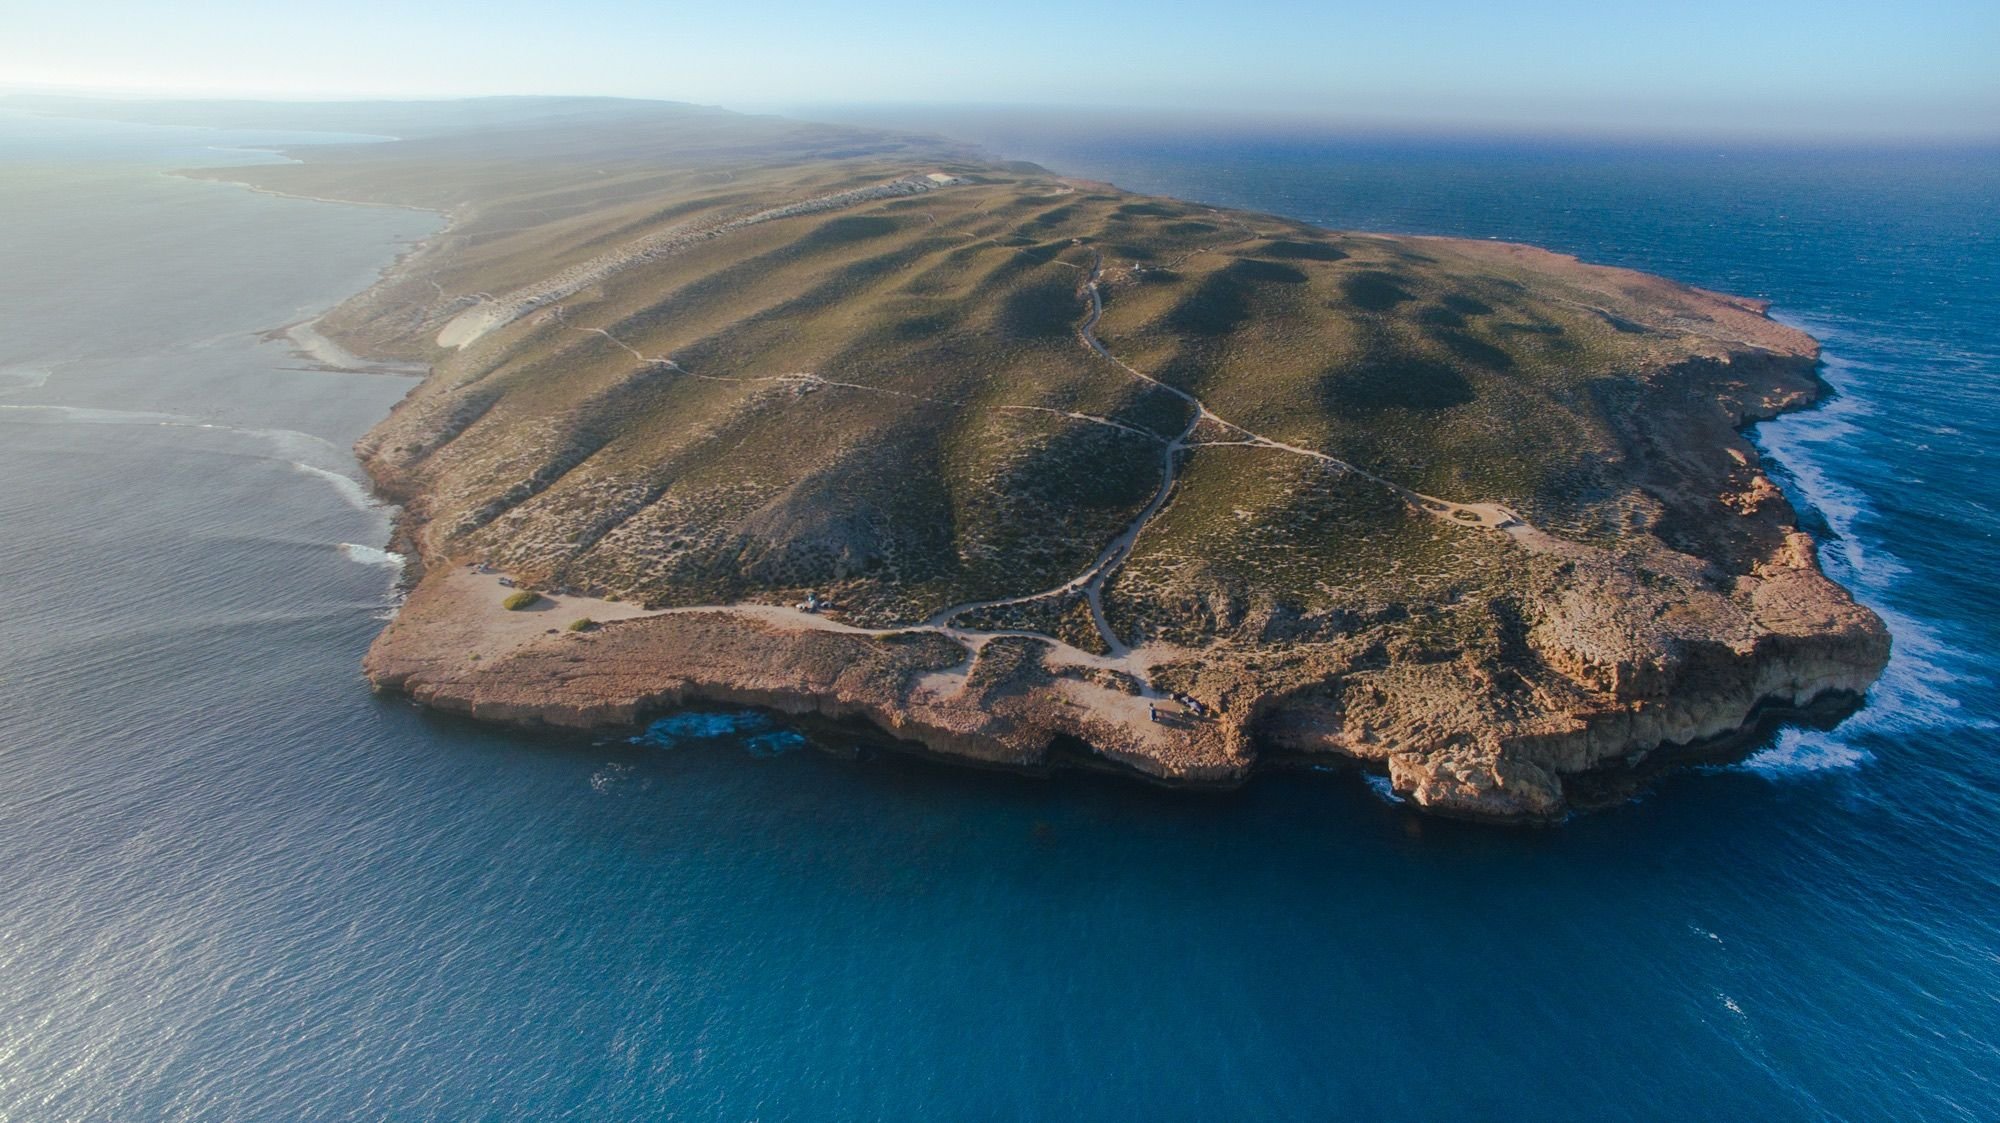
[161,96,1887,822]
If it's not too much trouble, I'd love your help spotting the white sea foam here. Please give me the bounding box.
[230,423,346,464]
[0,367,52,395]
[589,762,634,794]
[1752,348,1896,581]
[1737,729,1875,777]
[295,463,380,512]
[1728,317,1996,781]
[1727,598,1990,779]
[338,542,405,569]
[0,403,383,513]
[0,403,346,463]
[1362,774,1405,804]
[0,402,190,426]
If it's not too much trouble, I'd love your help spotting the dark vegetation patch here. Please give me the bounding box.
[800,215,901,246]
[1103,447,1498,641]
[1108,243,1156,261]
[1319,355,1476,415]
[1497,321,1564,336]
[1224,259,1310,284]
[1013,425,1159,512]
[615,219,946,350]
[1440,293,1493,316]
[1153,353,1213,394]
[662,242,943,369]
[1417,305,1466,328]
[1006,241,1069,266]
[1430,329,1514,370]
[999,274,1082,340]
[1597,310,1649,334]
[1256,239,1348,261]
[944,419,1162,596]
[836,252,918,287]
[1032,205,1079,228]
[1339,271,1417,312]
[1114,385,1196,437]
[1165,258,1312,336]
[894,312,958,340]
[1167,275,1253,336]
[1164,221,1219,235]
[1117,202,1178,217]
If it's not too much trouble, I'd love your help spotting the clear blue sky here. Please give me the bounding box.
[6,0,1996,138]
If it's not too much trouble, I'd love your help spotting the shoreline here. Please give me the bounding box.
[192,119,1889,824]
[269,318,428,376]
[177,166,445,214]
[364,491,1887,823]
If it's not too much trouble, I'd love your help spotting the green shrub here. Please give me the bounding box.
[567,617,596,632]
[501,590,542,611]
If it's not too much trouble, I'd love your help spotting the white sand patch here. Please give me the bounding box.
[285,320,425,375]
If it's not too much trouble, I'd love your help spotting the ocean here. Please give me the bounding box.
[0,110,1995,1120]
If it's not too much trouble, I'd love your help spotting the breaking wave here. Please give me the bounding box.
[1732,319,1994,777]
[0,402,385,513]
[0,402,345,461]
[1362,774,1405,804]
[1737,730,1875,777]
[295,463,380,512]
[338,543,405,569]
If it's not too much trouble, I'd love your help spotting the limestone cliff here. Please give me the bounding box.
[205,98,1886,822]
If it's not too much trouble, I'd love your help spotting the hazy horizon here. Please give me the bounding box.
[7,90,2000,153]
[5,0,1996,142]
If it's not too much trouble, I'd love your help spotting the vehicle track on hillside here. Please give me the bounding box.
[438,175,960,349]
[927,246,1551,653]
[493,207,1552,686]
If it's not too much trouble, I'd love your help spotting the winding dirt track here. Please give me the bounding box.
[470,209,1553,689]
[926,244,1553,653]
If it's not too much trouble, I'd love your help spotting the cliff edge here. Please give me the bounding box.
[179,97,1886,821]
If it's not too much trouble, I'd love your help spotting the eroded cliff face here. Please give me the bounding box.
[362,382,1889,824]
[287,110,1887,822]
[363,551,1883,821]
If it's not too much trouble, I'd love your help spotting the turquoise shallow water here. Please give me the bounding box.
[0,112,1996,1120]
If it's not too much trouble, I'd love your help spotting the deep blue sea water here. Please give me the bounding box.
[1,111,1996,1120]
